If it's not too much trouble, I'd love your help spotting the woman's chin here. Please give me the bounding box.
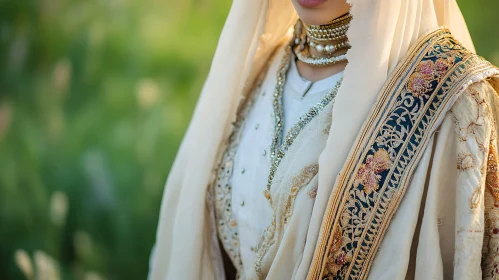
[291,0,350,26]
[294,11,334,26]
[296,0,328,9]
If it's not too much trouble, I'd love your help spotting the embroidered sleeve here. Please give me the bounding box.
[450,80,498,278]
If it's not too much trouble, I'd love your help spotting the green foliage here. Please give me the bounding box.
[0,0,497,279]
[0,0,230,279]
[459,0,499,63]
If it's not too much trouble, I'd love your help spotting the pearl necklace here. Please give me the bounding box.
[292,13,352,66]
[294,46,349,67]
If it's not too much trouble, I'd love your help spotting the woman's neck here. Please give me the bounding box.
[295,37,348,82]
[294,13,351,82]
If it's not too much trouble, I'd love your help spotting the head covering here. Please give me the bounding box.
[149,1,474,279]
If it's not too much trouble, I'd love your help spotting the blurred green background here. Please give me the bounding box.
[0,0,498,279]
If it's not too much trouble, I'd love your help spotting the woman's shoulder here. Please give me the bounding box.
[449,79,499,141]
[452,80,498,116]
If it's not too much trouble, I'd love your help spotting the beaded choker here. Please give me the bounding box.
[292,13,352,66]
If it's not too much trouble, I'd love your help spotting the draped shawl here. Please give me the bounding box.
[149,1,499,279]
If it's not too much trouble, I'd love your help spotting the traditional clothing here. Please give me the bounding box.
[149,1,499,279]
[211,55,343,277]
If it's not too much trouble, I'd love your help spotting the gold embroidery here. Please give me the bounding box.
[453,83,495,210]
[453,82,499,275]
[469,184,482,209]
[291,164,319,191]
[285,163,319,220]
[453,85,491,154]
[457,153,476,171]
[255,163,319,279]
[308,186,319,198]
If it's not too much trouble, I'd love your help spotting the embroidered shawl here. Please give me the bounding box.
[209,28,499,280]
[307,28,499,280]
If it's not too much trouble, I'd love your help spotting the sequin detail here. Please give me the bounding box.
[267,47,342,203]
[255,47,342,280]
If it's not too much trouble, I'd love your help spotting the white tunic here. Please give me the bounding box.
[229,57,343,274]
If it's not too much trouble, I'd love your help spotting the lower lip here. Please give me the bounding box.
[297,0,327,8]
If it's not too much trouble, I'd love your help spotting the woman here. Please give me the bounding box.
[149,0,499,279]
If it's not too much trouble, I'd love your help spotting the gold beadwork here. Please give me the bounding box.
[293,13,352,66]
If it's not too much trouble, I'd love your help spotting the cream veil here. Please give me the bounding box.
[149,1,474,279]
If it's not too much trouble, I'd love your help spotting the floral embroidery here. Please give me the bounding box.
[457,153,476,171]
[450,82,499,274]
[417,60,435,79]
[354,149,392,194]
[434,57,454,76]
[408,72,432,97]
[408,57,455,97]
[323,226,352,277]
[452,82,495,212]
[453,85,491,153]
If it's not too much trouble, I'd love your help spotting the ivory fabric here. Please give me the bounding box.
[222,55,342,276]
[147,1,493,280]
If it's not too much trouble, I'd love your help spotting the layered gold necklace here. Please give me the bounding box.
[292,13,352,66]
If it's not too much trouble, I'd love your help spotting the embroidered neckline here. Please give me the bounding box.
[266,47,342,201]
[212,46,342,279]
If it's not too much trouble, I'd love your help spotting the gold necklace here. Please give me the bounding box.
[292,13,352,66]
[303,13,352,41]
